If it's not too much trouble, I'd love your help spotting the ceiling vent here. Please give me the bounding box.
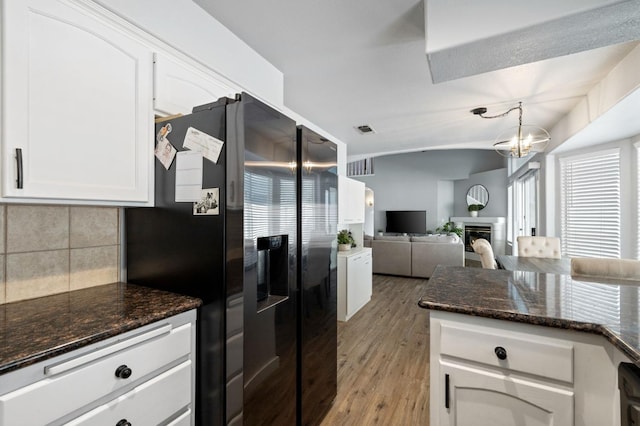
[356,124,375,134]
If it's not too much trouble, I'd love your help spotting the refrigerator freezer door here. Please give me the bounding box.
[298,126,338,425]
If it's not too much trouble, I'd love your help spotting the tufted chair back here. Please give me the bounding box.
[517,236,561,259]
[471,238,497,269]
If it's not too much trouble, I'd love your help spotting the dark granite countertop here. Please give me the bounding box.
[419,265,640,364]
[0,283,201,375]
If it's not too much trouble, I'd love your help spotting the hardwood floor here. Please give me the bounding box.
[320,274,431,425]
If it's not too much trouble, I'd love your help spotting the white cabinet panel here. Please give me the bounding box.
[154,52,238,116]
[338,176,365,224]
[440,322,574,383]
[2,0,153,204]
[338,248,372,321]
[440,363,573,426]
[66,361,191,426]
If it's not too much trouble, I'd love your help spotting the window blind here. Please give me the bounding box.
[559,149,621,258]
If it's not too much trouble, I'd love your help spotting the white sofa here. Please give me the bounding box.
[371,234,464,278]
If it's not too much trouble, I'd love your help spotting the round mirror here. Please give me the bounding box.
[466,184,489,209]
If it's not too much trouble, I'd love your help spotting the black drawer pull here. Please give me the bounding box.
[115,364,132,379]
[116,420,131,426]
[495,346,507,360]
[445,373,450,409]
[16,148,23,189]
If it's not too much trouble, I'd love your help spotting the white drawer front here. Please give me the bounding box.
[65,360,191,425]
[440,322,574,383]
[167,409,192,426]
[0,322,192,425]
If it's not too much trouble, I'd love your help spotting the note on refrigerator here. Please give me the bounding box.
[183,126,224,164]
[175,151,203,202]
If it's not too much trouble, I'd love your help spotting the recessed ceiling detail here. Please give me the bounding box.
[426,0,640,83]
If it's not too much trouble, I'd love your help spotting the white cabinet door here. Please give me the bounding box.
[338,176,365,224]
[439,363,573,426]
[2,0,153,204]
[344,251,372,320]
[154,51,238,116]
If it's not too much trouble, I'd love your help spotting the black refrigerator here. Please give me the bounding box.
[125,93,337,426]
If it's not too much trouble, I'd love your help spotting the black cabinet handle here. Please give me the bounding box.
[495,346,507,360]
[15,149,23,189]
[445,373,450,409]
[115,365,132,379]
[116,420,131,426]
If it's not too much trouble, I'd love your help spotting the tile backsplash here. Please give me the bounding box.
[0,205,120,304]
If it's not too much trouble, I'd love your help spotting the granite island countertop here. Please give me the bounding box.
[419,265,640,365]
[0,282,201,375]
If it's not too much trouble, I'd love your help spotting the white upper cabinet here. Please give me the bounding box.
[154,51,238,116]
[338,175,365,224]
[1,0,154,205]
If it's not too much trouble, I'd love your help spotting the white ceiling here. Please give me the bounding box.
[193,0,640,160]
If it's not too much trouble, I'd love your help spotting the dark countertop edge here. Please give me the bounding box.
[419,300,640,364]
[0,292,202,375]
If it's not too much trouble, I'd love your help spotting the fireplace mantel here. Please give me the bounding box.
[450,216,505,224]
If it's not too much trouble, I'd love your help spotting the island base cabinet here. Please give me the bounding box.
[430,311,628,426]
[439,362,573,426]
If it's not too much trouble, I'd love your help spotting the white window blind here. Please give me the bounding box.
[560,149,621,258]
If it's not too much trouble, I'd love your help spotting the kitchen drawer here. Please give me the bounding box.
[167,409,192,426]
[0,322,192,425]
[439,321,573,383]
[65,360,191,425]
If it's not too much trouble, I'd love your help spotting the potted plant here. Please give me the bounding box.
[468,204,484,217]
[436,222,463,238]
[337,229,355,251]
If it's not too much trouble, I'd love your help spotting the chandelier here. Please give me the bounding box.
[471,102,550,158]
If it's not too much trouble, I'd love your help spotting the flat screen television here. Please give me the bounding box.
[385,210,427,234]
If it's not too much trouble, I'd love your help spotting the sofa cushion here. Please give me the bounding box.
[371,239,412,276]
[374,235,411,242]
[411,240,464,278]
[411,234,460,244]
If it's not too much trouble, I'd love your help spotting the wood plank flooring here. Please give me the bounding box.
[320,274,431,425]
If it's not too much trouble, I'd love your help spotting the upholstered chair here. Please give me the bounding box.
[517,236,561,259]
[571,257,640,281]
[471,238,497,269]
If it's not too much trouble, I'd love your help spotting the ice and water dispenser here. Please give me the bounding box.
[256,235,289,312]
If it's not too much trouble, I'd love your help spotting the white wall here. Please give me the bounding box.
[453,168,508,218]
[353,150,505,232]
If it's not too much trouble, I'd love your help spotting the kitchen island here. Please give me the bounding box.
[420,265,638,426]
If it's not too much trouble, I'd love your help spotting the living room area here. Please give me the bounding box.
[349,148,509,273]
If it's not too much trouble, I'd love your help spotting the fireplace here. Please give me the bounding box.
[464,225,492,253]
